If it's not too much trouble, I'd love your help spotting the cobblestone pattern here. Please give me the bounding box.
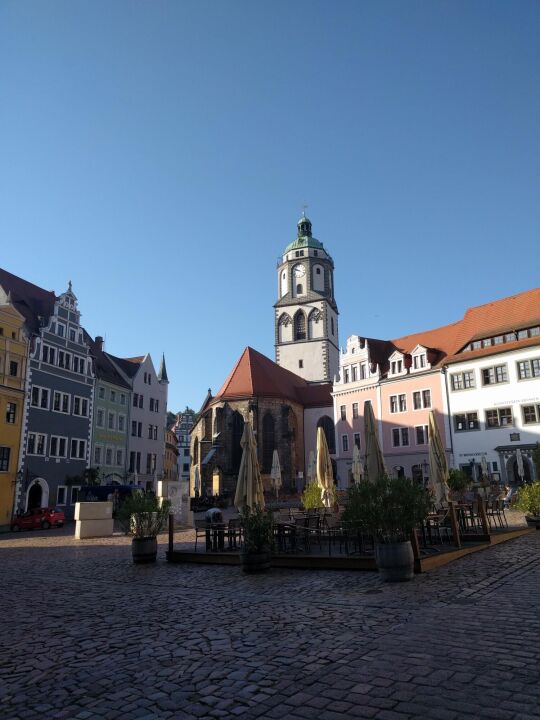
[1,526,540,719]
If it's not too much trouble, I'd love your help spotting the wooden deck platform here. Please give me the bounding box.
[166,526,534,573]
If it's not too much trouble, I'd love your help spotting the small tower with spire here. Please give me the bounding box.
[158,353,169,384]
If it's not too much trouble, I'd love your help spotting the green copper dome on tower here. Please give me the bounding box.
[283,213,324,254]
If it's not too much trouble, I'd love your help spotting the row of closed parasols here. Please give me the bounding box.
[196,401,451,512]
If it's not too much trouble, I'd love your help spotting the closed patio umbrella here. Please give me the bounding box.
[316,426,334,508]
[270,449,282,499]
[193,466,201,497]
[234,420,265,512]
[428,410,450,509]
[516,449,524,483]
[307,450,316,484]
[481,455,489,481]
[352,443,362,484]
[363,400,386,482]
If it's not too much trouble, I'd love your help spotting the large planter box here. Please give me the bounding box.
[75,518,114,539]
[74,502,113,521]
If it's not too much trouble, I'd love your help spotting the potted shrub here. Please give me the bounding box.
[119,492,171,564]
[343,476,431,582]
[513,482,540,529]
[239,505,273,573]
[448,468,470,500]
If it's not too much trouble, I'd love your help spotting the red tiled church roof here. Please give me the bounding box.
[214,347,332,408]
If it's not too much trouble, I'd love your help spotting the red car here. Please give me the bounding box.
[11,507,65,531]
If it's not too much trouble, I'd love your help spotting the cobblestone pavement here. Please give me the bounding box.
[1,526,540,720]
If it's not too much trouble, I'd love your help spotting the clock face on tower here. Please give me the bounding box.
[293,264,306,279]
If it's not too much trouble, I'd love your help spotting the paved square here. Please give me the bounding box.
[1,527,540,719]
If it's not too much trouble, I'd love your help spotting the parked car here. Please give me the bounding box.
[11,507,66,531]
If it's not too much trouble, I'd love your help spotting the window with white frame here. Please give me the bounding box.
[53,391,70,414]
[94,445,102,464]
[413,389,431,409]
[70,438,86,459]
[522,404,540,424]
[451,371,475,391]
[392,428,409,447]
[454,412,480,431]
[5,402,16,424]
[390,359,403,375]
[70,486,81,504]
[412,353,427,370]
[28,432,47,455]
[351,365,358,381]
[42,344,56,365]
[50,435,68,458]
[110,390,116,402]
[482,364,508,385]
[108,411,116,430]
[98,386,106,400]
[105,447,113,465]
[353,433,361,449]
[116,449,124,466]
[344,368,350,383]
[96,408,105,427]
[31,386,49,409]
[57,322,66,338]
[342,434,349,452]
[517,358,540,380]
[118,414,126,432]
[340,405,346,421]
[120,393,126,405]
[360,363,367,379]
[73,396,88,417]
[352,403,359,419]
[415,425,428,445]
[57,486,67,505]
[485,407,513,428]
[0,447,10,471]
[399,394,407,411]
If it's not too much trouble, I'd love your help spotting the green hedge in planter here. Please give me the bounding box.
[514,482,540,518]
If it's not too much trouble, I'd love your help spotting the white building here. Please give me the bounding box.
[108,353,169,490]
[446,332,540,485]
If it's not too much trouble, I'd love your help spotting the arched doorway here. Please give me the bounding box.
[26,479,49,510]
[506,453,532,486]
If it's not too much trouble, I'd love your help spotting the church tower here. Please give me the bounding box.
[274,213,339,383]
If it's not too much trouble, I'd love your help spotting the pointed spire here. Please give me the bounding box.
[158,353,169,383]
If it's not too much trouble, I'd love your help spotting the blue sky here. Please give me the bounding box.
[1,1,539,412]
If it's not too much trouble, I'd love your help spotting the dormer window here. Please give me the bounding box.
[413,354,426,370]
[391,360,403,374]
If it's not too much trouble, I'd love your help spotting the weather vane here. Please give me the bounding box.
[302,204,308,218]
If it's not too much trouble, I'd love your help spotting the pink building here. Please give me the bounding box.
[333,326,456,486]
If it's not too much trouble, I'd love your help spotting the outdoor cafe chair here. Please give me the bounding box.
[194,519,208,552]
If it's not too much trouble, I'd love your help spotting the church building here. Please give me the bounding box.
[189,215,337,498]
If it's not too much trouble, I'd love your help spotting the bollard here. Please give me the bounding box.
[168,512,174,554]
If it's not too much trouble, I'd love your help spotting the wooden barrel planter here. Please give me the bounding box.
[132,537,158,564]
[376,541,415,582]
[240,550,271,573]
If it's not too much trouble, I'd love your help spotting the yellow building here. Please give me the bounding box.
[0,301,28,530]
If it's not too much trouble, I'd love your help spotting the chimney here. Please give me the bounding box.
[95,336,104,351]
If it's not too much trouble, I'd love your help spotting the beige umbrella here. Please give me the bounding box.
[428,410,449,508]
[352,443,362,484]
[270,449,282,499]
[307,450,316,485]
[363,400,386,482]
[516,449,524,483]
[234,420,265,511]
[316,426,334,508]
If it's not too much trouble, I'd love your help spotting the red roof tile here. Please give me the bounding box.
[214,347,332,408]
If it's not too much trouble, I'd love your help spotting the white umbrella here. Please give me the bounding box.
[480,456,489,481]
[316,426,334,508]
[194,466,201,496]
[307,450,316,484]
[352,443,362,484]
[516,449,524,482]
[428,410,450,509]
[363,400,386,482]
[234,421,265,512]
[270,449,282,499]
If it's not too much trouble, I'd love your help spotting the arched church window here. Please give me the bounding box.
[294,312,306,341]
[231,412,244,474]
[193,437,199,465]
[296,284,303,295]
[262,413,275,473]
[317,415,336,455]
